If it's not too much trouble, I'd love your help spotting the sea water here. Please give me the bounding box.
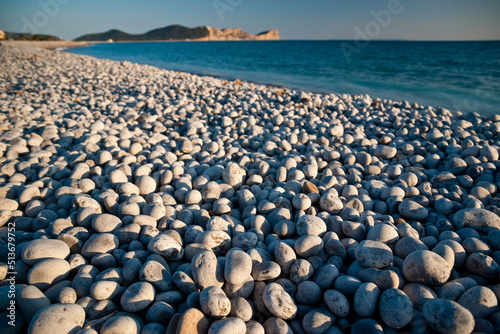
[69,40,500,115]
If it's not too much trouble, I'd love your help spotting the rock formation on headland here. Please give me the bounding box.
[196,27,280,41]
[74,24,280,42]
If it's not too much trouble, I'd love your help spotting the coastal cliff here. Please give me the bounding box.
[74,25,280,42]
[196,27,280,41]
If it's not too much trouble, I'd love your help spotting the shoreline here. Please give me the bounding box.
[1,45,500,333]
[0,40,90,50]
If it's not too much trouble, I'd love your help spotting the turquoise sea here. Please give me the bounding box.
[69,40,500,115]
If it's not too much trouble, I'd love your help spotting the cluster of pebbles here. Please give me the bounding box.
[0,46,499,334]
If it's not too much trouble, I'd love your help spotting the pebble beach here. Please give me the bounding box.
[0,45,500,334]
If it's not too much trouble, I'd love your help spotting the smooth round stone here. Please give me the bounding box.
[434,197,454,215]
[56,287,77,304]
[195,230,231,255]
[261,317,292,334]
[110,169,128,185]
[172,271,198,295]
[355,240,393,269]
[312,264,339,290]
[324,290,350,317]
[252,261,281,281]
[360,268,400,290]
[21,239,70,265]
[366,224,399,244]
[263,282,298,320]
[191,250,224,289]
[292,194,312,211]
[398,200,428,221]
[302,308,335,334]
[462,237,492,255]
[290,259,314,284]
[147,234,183,261]
[90,280,121,300]
[0,198,18,211]
[0,210,12,227]
[100,315,141,334]
[303,181,319,194]
[395,237,428,259]
[423,299,475,334]
[225,249,253,285]
[200,286,231,319]
[120,282,155,312]
[246,320,265,334]
[453,208,500,232]
[135,175,157,195]
[296,215,327,236]
[334,275,362,298]
[296,281,322,305]
[81,233,119,258]
[457,286,497,318]
[202,182,221,204]
[142,323,166,334]
[294,235,323,258]
[146,302,175,326]
[378,288,413,329]
[28,303,85,334]
[273,220,296,238]
[18,285,51,322]
[351,319,383,334]
[274,242,297,275]
[230,297,253,321]
[403,283,437,311]
[436,239,467,268]
[224,274,254,299]
[92,214,122,233]
[176,308,210,334]
[208,317,246,334]
[140,260,173,292]
[403,250,451,285]
[28,258,70,290]
[465,252,500,278]
[374,145,397,160]
[354,282,380,317]
[488,230,500,250]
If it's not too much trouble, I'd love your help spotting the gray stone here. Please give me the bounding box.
[21,239,70,265]
[378,288,413,329]
[403,250,451,285]
[27,258,70,290]
[355,240,393,269]
[225,249,253,285]
[191,250,224,289]
[120,282,155,312]
[453,208,500,232]
[200,286,231,319]
[263,282,297,320]
[28,303,85,334]
[302,308,335,334]
[457,286,497,318]
[422,299,475,334]
[354,282,380,317]
[324,290,350,317]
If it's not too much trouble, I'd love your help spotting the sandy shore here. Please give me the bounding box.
[0,46,499,334]
[0,40,90,50]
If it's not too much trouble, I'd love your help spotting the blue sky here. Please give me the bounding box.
[0,0,499,40]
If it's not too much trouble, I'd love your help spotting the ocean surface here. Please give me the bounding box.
[69,40,500,115]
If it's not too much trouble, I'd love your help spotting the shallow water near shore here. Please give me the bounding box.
[69,40,500,115]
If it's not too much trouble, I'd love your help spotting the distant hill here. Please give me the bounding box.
[0,30,62,41]
[74,25,280,42]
